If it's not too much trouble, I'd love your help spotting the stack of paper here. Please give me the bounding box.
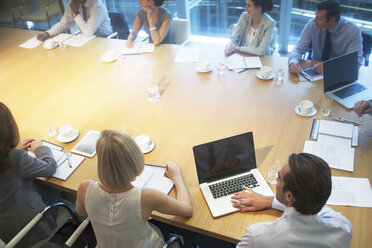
[132,164,174,195]
[226,54,262,70]
[304,119,357,172]
[19,36,42,49]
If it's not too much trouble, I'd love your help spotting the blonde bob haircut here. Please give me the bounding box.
[96,129,144,187]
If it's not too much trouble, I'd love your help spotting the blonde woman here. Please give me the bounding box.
[75,130,193,248]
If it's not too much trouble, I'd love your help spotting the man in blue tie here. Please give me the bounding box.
[288,1,362,75]
[37,0,112,41]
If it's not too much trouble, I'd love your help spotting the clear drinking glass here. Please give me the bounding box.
[117,54,126,65]
[59,42,67,50]
[143,67,160,103]
[268,159,281,184]
[321,95,333,117]
[46,123,58,137]
[276,68,284,85]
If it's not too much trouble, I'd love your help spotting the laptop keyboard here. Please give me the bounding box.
[209,174,259,199]
[333,83,367,99]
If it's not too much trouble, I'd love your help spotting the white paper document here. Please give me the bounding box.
[226,54,262,70]
[318,120,353,139]
[327,177,372,208]
[119,42,155,55]
[19,36,42,49]
[303,140,355,172]
[132,164,174,195]
[174,47,200,63]
[63,34,95,47]
[49,33,73,43]
[29,148,85,181]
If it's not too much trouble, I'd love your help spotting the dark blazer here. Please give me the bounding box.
[0,146,56,247]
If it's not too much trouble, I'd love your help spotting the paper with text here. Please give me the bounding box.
[327,177,372,208]
[63,34,95,47]
[19,36,42,49]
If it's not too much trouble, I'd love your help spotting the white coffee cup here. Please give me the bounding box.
[135,134,152,150]
[299,100,314,114]
[102,50,115,61]
[59,125,75,139]
[197,60,210,71]
[43,40,58,49]
[260,66,272,78]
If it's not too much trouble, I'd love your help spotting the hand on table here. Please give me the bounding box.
[289,63,301,75]
[16,138,35,150]
[231,186,274,212]
[29,140,42,153]
[165,161,183,182]
[125,39,134,48]
[37,32,49,41]
[354,100,371,117]
[312,62,323,74]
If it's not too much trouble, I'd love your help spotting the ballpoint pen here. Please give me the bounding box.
[238,68,249,73]
[67,152,72,168]
[333,117,360,126]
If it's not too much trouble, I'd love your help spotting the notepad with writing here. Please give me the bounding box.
[132,164,174,195]
[119,42,155,55]
[226,54,262,70]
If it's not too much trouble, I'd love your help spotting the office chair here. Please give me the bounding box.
[107,12,130,40]
[362,32,371,66]
[0,202,82,248]
[17,0,64,29]
[170,18,190,45]
[0,0,21,27]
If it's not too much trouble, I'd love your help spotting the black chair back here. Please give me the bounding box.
[362,32,372,66]
[108,12,130,40]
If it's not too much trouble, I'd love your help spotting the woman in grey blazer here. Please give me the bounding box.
[0,102,57,247]
[225,0,276,56]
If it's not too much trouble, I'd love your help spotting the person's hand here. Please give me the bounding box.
[37,32,49,41]
[224,43,234,57]
[16,138,35,150]
[70,0,80,15]
[312,62,323,74]
[125,39,134,48]
[29,140,43,153]
[354,100,371,117]
[143,6,153,17]
[165,162,183,182]
[231,186,274,212]
[289,63,301,75]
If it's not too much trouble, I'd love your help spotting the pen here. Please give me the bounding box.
[333,117,360,126]
[67,153,72,168]
[238,68,249,73]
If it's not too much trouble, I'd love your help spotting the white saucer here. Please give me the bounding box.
[57,129,79,143]
[256,71,275,80]
[43,42,58,50]
[101,55,117,63]
[135,138,156,154]
[196,66,213,73]
[295,105,317,117]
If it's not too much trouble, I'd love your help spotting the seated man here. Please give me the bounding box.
[288,0,362,75]
[232,153,352,248]
[354,100,371,117]
[37,0,112,41]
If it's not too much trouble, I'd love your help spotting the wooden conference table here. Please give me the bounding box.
[1,27,371,247]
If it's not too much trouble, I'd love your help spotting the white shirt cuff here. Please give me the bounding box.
[272,196,286,211]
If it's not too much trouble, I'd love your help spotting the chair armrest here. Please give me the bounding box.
[163,236,183,248]
[107,32,118,39]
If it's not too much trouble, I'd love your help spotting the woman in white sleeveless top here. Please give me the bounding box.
[75,130,193,248]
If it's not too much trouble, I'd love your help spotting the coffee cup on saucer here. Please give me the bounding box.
[58,125,78,143]
[43,40,58,49]
[299,100,314,115]
[101,50,117,62]
[197,60,211,71]
[260,66,272,78]
[135,134,155,153]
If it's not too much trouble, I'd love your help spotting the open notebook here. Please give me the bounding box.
[132,164,174,195]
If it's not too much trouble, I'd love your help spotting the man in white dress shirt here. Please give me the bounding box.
[37,0,112,41]
[232,153,352,248]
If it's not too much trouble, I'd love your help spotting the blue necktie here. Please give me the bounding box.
[321,30,331,61]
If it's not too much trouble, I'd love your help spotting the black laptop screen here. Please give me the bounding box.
[192,132,257,184]
[323,51,358,92]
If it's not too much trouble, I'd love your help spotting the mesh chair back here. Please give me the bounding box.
[362,32,371,66]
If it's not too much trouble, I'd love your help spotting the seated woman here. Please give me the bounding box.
[126,0,174,47]
[225,0,276,56]
[75,130,193,248]
[0,102,57,247]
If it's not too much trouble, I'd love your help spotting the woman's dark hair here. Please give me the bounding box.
[283,153,332,215]
[0,102,20,173]
[153,0,164,7]
[251,0,274,13]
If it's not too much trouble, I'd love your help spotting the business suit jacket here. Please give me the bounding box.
[0,146,56,247]
[231,12,277,56]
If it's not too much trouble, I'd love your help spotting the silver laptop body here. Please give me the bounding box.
[193,132,274,218]
[323,51,372,109]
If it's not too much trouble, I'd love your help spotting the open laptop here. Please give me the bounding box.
[192,132,274,218]
[323,51,372,109]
